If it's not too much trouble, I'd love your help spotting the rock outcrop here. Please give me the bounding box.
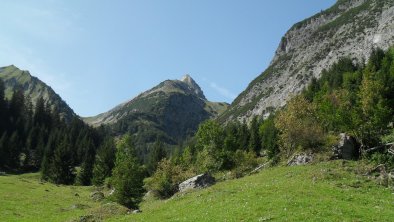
[220,0,394,123]
[287,153,313,166]
[332,133,359,160]
[178,173,216,192]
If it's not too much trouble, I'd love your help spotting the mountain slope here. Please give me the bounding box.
[220,0,394,123]
[84,75,228,153]
[0,65,76,121]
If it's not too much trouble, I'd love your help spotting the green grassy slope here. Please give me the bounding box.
[0,173,101,222]
[111,161,394,222]
[1,161,393,221]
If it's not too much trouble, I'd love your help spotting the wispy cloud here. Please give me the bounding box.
[208,81,237,100]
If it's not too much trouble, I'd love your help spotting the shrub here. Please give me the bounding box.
[275,96,325,157]
[144,159,194,199]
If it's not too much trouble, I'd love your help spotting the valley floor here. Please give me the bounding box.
[1,161,393,221]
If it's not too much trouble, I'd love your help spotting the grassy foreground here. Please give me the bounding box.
[111,161,394,222]
[0,173,101,222]
[1,161,393,221]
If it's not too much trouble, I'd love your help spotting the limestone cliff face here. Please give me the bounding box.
[220,0,394,123]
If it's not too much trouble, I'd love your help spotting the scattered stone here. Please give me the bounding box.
[367,164,394,187]
[287,153,313,166]
[108,188,115,196]
[132,209,141,214]
[178,173,215,192]
[332,133,359,160]
[90,191,105,201]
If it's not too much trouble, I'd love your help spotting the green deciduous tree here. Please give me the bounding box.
[275,96,324,157]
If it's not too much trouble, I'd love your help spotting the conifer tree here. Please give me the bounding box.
[248,116,262,155]
[111,134,144,209]
[76,138,96,185]
[147,139,167,174]
[92,137,116,185]
[50,137,75,184]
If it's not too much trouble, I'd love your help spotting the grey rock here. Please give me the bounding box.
[178,173,215,192]
[221,0,394,123]
[287,153,313,166]
[90,191,105,201]
[132,209,142,214]
[332,133,359,160]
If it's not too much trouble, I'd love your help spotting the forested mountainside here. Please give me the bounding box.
[0,65,76,121]
[84,75,228,158]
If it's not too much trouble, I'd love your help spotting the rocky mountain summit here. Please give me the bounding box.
[0,65,76,121]
[220,0,394,123]
[84,75,228,153]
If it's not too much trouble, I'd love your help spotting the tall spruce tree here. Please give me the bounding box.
[50,136,75,184]
[248,116,261,155]
[92,137,116,186]
[111,134,144,209]
[147,139,167,174]
[76,138,96,185]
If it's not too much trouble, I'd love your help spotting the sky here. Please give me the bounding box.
[0,0,336,117]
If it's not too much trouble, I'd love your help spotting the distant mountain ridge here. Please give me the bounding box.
[0,65,76,121]
[219,0,394,123]
[84,75,228,155]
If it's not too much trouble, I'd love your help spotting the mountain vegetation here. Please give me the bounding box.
[84,75,228,162]
[1,1,394,220]
[0,65,76,121]
[0,77,109,186]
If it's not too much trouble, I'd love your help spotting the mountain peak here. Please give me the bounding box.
[180,74,206,100]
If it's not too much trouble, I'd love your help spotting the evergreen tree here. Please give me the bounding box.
[0,79,6,133]
[76,138,96,185]
[50,137,75,184]
[0,132,9,168]
[111,134,144,209]
[248,116,262,155]
[147,139,167,174]
[8,131,22,169]
[259,116,279,160]
[223,123,238,152]
[92,137,116,186]
[238,122,250,150]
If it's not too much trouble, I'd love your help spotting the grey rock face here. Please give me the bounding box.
[178,173,215,192]
[222,0,394,123]
[332,133,359,160]
[287,153,313,166]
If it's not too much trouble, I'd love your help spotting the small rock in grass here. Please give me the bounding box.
[90,191,105,201]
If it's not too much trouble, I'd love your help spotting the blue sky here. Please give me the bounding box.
[0,0,335,117]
